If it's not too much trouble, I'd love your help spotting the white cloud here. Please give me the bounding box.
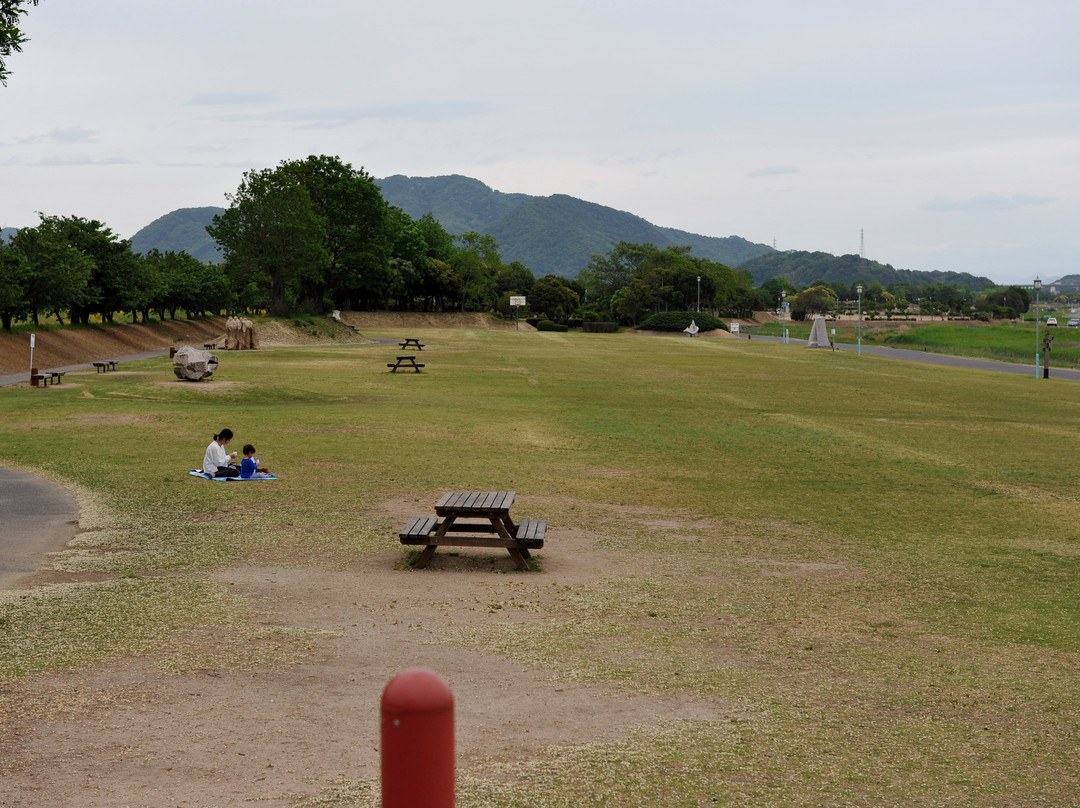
[922,194,1057,213]
[35,155,136,167]
[188,92,279,106]
[49,127,96,144]
[749,167,800,178]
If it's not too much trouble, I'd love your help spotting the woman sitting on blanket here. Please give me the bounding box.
[203,428,240,478]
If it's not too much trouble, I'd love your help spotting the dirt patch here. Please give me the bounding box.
[0,516,730,806]
[255,320,372,347]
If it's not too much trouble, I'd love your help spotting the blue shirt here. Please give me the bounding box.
[240,457,258,479]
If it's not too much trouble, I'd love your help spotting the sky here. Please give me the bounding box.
[2,0,1077,286]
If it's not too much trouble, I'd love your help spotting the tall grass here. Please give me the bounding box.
[1,329,1078,806]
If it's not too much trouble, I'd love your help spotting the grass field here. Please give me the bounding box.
[757,318,1080,369]
[2,327,1078,806]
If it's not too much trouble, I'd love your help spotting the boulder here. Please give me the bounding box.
[225,316,258,350]
[172,345,219,381]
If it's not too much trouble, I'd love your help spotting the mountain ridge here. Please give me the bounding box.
[376,174,773,276]
[8,175,1005,290]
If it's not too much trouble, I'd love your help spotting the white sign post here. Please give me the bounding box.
[510,296,526,330]
[29,332,35,378]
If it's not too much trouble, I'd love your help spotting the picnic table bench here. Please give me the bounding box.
[399,491,546,570]
[31,371,67,387]
[388,355,425,373]
[93,360,119,373]
[398,338,425,350]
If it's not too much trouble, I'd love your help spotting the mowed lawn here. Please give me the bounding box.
[1,327,1078,806]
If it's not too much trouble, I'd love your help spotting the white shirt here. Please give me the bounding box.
[203,441,231,474]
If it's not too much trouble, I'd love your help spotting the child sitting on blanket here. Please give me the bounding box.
[240,444,270,479]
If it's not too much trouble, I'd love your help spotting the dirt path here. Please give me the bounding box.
[0,504,725,807]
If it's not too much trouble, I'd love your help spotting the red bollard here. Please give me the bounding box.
[381,667,455,808]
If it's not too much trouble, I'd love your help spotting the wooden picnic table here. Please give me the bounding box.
[399,491,546,570]
[398,338,425,350]
[93,360,119,373]
[387,355,425,373]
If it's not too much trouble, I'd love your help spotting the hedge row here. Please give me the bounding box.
[637,311,728,332]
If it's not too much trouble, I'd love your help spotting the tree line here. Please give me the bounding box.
[1,152,1026,331]
[764,277,1034,322]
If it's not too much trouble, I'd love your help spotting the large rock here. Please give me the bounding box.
[225,316,258,350]
[173,345,219,381]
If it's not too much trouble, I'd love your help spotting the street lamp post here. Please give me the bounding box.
[917,297,921,321]
[856,284,863,356]
[1034,277,1042,379]
[781,290,788,344]
[697,276,701,313]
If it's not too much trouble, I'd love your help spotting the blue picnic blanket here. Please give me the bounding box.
[189,469,277,481]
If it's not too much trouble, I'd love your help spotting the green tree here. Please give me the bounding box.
[789,285,837,320]
[126,253,166,323]
[49,216,142,324]
[496,261,535,298]
[758,277,796,309]
[0,0,38,86]
[610,277,656,325]
[278,155,391,311]
[208,168,329,315]
[144,249,220,319]
[451,232,501,312]
[0,240,28,331]
[529,275,580,323]
[579,241,654,318]
[11,216,93,324]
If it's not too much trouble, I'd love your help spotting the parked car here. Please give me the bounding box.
[1046,317,1058,326]
[1068,319,1079,328]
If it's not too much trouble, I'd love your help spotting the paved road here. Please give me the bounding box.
[0,467,79,590]
[0,349,169,388]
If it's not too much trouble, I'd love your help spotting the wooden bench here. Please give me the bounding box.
[30,373,51,387]
[388,355,425,372]
[515,519,547,547]
[399,516,439,541]
[204,342,217,350]
[93,360,118,372]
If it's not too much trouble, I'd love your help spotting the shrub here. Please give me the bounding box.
[637,311,728,332]
[582,321,619,333]
[537,319,569,332]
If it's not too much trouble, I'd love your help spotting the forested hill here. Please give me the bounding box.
[129,207,225,264]
[376,174,774,277]
[122,176,1000,291]
[375,174,532,233]
[740,251,996,292]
